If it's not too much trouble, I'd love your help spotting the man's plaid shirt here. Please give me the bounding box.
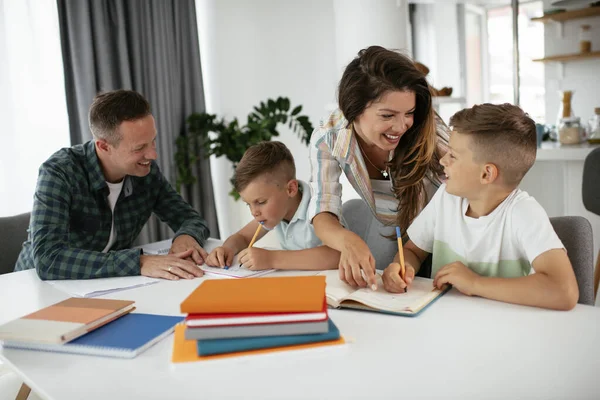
[15,141,210,279]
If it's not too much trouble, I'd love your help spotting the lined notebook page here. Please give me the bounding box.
[319,270,441,313]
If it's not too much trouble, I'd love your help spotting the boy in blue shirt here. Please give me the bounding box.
[206,141,340,271]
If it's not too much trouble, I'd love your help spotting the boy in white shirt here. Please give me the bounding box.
[206,141,339,271]
[382,103,579,310]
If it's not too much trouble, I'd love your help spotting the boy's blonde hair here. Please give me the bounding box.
[234,141,296,192]
[450,103,536,186]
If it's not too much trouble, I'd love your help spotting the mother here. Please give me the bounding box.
[308,46,448,289]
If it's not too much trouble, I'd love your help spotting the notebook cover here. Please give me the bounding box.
[2,313,183,359]
[196,319,341,356]
[180,276,326,314]
[184,319,329,340]
[185,299,328,327]
[0,298,135,344]
[171,324,345,363]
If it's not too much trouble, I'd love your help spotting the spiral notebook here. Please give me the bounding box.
[2,313,183,359]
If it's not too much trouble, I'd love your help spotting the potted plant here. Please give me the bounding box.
[175,97,314,199]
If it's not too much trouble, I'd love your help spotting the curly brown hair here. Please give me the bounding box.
[338,46,447,234]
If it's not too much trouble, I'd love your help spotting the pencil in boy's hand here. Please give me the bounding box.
[396,226,407,292]
[248,222,264,248]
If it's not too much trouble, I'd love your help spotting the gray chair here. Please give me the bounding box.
[0,212,33,400]
[341,199,432,277]
[550,216,594,306]
[582,147,600,300]
[0,212,30,275]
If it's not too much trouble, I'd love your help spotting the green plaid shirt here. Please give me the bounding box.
[15,140,210,280]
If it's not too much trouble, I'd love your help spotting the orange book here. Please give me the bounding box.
[180,276,326,314]
[171,324,345,363]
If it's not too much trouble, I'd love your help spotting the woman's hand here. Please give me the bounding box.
[338,232,377,290]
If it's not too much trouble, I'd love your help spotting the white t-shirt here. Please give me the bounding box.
[407,183,564,278]
[102,180,124,253]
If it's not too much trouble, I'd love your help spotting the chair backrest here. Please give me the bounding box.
[582,147,600,216]
[0,212,31,275]
[550,216,594,305]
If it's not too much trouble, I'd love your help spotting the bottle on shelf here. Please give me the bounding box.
[588,108,600,144]
[580,24,592,54]
[558,117,584,145]
[552,90,575,141]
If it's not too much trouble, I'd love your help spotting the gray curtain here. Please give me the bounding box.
[57,0,219,242]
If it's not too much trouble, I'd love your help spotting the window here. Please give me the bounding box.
[0,0,70,217]
[487,1,545,121]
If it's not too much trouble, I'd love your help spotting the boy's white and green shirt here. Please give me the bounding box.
[407,184,564,278]
[15,140,210,280]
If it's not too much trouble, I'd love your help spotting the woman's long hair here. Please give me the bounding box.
[338,46,447,235]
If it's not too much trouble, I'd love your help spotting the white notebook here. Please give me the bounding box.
[47,276,160,298]
[143,238,275,279]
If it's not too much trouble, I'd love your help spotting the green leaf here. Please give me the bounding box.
[178,97,314,199]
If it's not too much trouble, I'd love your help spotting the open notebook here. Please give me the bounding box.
[317,270,449,317]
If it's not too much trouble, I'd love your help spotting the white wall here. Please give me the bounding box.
[196,0,339,243]
[196,0,410,241]
[541,0,600,125]
[333,0,411,75]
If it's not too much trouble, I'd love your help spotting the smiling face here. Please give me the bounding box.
[239,176,298,230]
[440,130,485,199]
[96,115,158,183]
[353,90,416,151]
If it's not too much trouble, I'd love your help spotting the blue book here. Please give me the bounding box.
[3,313,183,359]
[196,319,340,356]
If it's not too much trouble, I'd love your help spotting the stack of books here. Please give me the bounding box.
[0,298,182,358]
[172,276,345,362]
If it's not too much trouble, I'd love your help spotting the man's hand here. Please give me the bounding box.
[237,248,274,270]
[433,261,479,295]
[205,246,235,268]
[170,235,208,265]
[140,249,204,280]
[382,262,415,293]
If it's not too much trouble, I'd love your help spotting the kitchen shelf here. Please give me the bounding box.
[531,6,600,23]
[432,96,466,104]
[532,51,600,63]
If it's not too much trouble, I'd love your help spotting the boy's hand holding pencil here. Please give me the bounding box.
[382,262,415,293]
[380,227,415,293]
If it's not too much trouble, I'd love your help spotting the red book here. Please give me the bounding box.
[185,299,328,328]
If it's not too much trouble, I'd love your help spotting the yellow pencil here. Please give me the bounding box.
[248,223,263,248]
[396,227,406,291]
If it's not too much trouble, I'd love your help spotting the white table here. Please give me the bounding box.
[1,269,599,400]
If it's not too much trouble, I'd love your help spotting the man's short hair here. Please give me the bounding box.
[234,141,296,193]
[88,89,151,145]
[449,103,537,187]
